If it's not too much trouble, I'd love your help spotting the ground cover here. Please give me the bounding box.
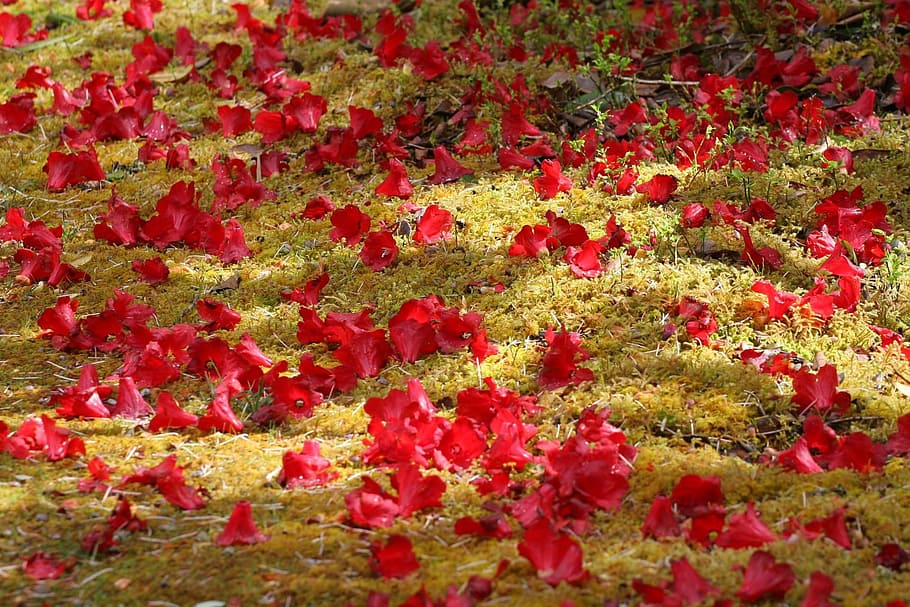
[2,0,910,605]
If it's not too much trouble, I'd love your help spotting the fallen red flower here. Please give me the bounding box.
[278,440,338,489]
[714,502,777,549]
[735,551,795,603]
[370,534,420,579]
[215,500,270,546]
[44,148,106,191]
[22,552,72,581]
[148,391,199,431]
[359,229,399,271]
[413,204,453,244]
[427,146,473,184]
[533,159,572,199]
[517,520,589,587]
[636,174,677,204]
[375,158,413,198]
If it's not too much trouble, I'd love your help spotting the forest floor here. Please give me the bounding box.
[3,0,910,605]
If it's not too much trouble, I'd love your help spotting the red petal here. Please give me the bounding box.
[370,534,419,579]
[216,500,270,546]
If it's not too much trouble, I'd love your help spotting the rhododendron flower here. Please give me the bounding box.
[537,327,594,390]
[0,92,36,134]
[148,391,199,431]
[518,521,589,587]
[359,229,399,271]
[413,204,453,244]
[216,501,270,546]
[50,363,112,419]
[533,159,572,199]
[375,158,413,198]
[636,174,677,204]
[197,386,244,433]
[714,502,777,548]
[345,477,400,528]
[735,551,795,603]
[509,224,557,258]
[44,148,106,191]
[278,440,338,489]
[81,498,146,553]
[123,0,163,31]
[563,240,606,278]
[641,495,682,539]
[791,364,851,416]
[131,256,169,285]
[196,297,242,332]
[370,534,419,579]
[330,204,371,246]
[110,376,154,418]
[22,552,72,581]
[120,454,205,510]
[390,463,446,518]
[427,146,473,184]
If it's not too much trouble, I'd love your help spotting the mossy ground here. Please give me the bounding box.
[2,1,910,605]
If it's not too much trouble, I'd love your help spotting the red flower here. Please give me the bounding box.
[791,364,851,416]
[776,437,824,473]
[110,376,154,418]
[537,327,594,390]
[390,463,446,518]
[278,440,338,489]
[414,204,453,244]
[131,256,169,285]
[670,474,724,518]
[196,297,242,332]
[518,521,589,587]
[409,41,450,80]
[500,102,540,146]
[0,92,37,134]
[216,105,252,137]
[50,363,112,419]
[636,174,678,204]
[563,240,606,278]
[22,552,71,581]
[375,158,413,198]
[533,159,572,199]
[349,105,383,140]
[120,454,205,510]
[735,551,795,603]
[123,0,162,30]
[330,204,371,247]
[751,280,798,321]
[215,501,270,546]
[801,571,837,607]
[641,495,681,539]
[44,148,106,191]
[333,329,392,378]
[285,92,327,133]
[198,385,244,433]
[714,502,777,548]
[509,224,557,258]
[148,391,199,431]
[359,229,399,271]
[370,534,419,579]
[345,476,400,528]
[297,195,335,220]
[681,203,709,228]
[427,146,473,184]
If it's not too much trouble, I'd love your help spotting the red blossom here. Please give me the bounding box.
[636,174,678,204]
[216,501,270,546]
[44,148,106,191]
[791,364,851,416]
[413,204,453,244]
[641,495,681,539]
[533,159,572,199]
[330,204,371,247]
[278,440,338,489]
[197,385,244,433]
[120,454,206,510]
[538,327,594,390]
[390,463,446,518]
[0,92,36,133]
[148,391,199,431]
[509,224,557,258]
[345,476,400,529]
[131,256,170,285]
[22,552,72,581]
[359,229,399,271]
[123,0,162,30]
[518,521,589,587]
[370,534,419,579]
[736,551,796,603]
[427,146,473,184]
[110,376,154,418]
[196,297,242,332]
[714,502,777,548]
[375,158,414,198]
